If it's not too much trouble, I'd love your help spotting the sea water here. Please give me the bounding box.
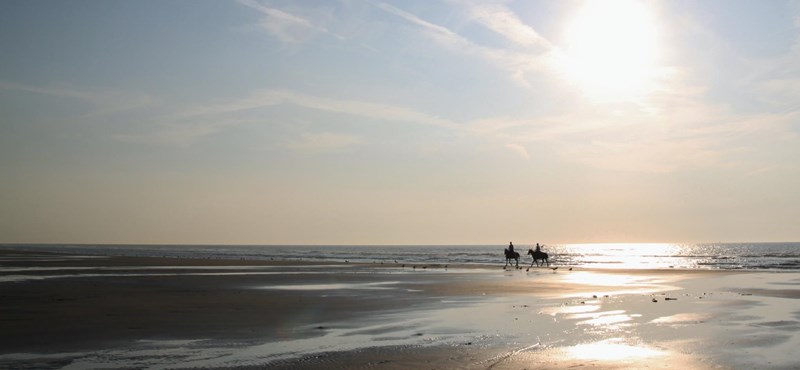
[2,242,799,270]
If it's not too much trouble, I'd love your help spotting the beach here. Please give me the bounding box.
[2,249,800,369]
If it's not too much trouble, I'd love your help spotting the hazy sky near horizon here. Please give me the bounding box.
[1,0,799,245]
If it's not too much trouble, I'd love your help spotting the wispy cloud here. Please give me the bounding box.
[118,89,460,146]
[373,2,473,51]
[0,80,153,116]
[505,143,530,160]
[373,2,556,88]
[113,122,223,147]
[160,85,798,174]
[464,2,553,49]
[237,0,342,43]
[285,132,362,152]
[179,89,459,129]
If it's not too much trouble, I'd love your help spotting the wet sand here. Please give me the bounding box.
[1,249,800,369]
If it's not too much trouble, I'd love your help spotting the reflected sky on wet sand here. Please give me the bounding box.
[3,254,800,368]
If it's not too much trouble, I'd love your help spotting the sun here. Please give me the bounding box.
[561,0,661,101]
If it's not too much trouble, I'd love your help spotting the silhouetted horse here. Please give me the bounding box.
[504,249,520,268]
[527,249,549,267]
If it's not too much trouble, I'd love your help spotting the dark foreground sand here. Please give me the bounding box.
[2,249,800,369]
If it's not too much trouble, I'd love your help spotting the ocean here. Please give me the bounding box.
[2,242,799,270]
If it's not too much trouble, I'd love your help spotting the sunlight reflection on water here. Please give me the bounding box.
[561,243,682,269]
[567,338,664,361]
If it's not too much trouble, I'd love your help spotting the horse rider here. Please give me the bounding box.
[508,241,515,255]
[534,243,542,253]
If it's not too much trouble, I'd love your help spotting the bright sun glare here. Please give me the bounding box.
[562,0,661,100]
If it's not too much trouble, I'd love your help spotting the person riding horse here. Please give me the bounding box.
[528,243,549,267]
[504,241,520,268]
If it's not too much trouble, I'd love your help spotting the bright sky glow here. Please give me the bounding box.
[0,1,798,244]
[562,0,661,100]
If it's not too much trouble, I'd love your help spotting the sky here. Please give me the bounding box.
[1,0,799,245]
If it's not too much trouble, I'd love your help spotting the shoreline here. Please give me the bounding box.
[4,242,799,271]
[2,249,800,369]
[0,244,776,272]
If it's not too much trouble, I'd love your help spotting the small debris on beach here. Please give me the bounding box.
[665,297,677,301]
[652,298,658,303]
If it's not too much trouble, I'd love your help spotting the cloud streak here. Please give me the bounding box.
[238,0,342,43]
[465,2,553,49]
[0,81,153,116]
[505,143,530,159]
[285,132,362,152]
[373,2,557,88]
[116,89,461,146]
[178,89,459,129]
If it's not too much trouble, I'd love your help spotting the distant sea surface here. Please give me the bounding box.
[2,243,800,270]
